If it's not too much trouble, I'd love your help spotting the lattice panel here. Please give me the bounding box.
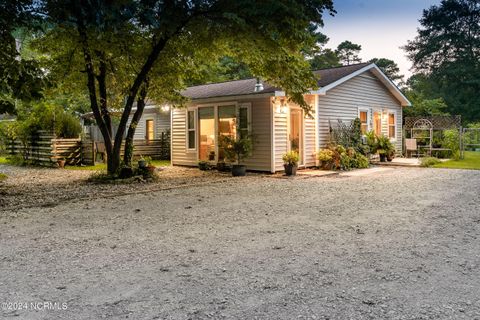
[404,115,461,129]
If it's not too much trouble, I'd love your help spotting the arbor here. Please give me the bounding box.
[336,40,362,65]
[369,58,404,85]
[29,0,334,175]
[404,0,480,123]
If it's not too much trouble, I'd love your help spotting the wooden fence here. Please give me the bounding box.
[7,131,82,166]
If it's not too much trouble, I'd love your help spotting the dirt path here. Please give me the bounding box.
[1,167,480,319]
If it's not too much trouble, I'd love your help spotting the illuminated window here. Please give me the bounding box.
[373,111,382,135]
[146,119,154,141]
[388,113,396,139]
[359,110,368,134]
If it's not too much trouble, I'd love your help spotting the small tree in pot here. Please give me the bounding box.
[376,135,395,162]
[220,135,253,176]
[282,151,299,176]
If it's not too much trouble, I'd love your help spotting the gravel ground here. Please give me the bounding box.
[1,166,480,319]
[0,165,230,211]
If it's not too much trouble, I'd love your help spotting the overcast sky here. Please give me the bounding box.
[322,0,442,79]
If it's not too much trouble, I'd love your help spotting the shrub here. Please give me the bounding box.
[420,157,441,167]
[317,144,369,171]
[442,129,460,160]
[219,135,253,164]
[282,151,299,166]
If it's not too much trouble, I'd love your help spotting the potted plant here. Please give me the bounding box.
[198,160,209,171]
[282,151,299,176]
[376,135,394,162]
[386,149,395,162]
[138,155,147,168]
[143,156,156,173]
[208,151,216,161]
[220,135,253,176]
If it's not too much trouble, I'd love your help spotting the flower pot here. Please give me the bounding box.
[198,161,209,171]
[284,164,298,176]
[216,162,227,172]
[138,159,147,168]
[232,164,246,177]
[387,154,394,162]
[57,159,66,168]
[379,154,387,162]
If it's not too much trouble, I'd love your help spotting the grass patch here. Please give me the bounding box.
[433,151,480,170]
[0,156,8,165]
[0,173,7,181]
[65,160,170,171]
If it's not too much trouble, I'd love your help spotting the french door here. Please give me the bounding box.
[289,108,303,165]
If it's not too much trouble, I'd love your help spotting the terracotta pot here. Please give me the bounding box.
[146,165,156,174]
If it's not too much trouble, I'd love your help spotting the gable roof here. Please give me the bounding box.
[182,62,411,107]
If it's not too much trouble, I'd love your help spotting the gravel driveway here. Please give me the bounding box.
[1,166,480,319]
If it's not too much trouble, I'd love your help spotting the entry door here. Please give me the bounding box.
[289,108,303,165]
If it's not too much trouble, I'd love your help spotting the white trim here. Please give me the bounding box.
[387,109,398,141]
[314,95,319,152]
[357,107,370,132]
[190,93,274,104]
[144,116,156,140]
[270,99,275,173]
[312,64,411,107]
[186,107,197,152]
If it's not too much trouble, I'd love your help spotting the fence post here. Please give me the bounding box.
[460,127,464,160]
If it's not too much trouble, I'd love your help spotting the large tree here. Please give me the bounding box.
[336,40,362,65]
[404,0,480,123]
[369,58,404,85]
[28,0,335,174]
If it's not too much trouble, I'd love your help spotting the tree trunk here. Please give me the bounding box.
[123,82,148,168]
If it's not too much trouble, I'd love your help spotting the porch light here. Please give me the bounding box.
[161,105,170,112]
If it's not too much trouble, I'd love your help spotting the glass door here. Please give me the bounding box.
[218,105,236,162]
[289,108,303,165]
[373,111,382,135]
[198,107,215,161]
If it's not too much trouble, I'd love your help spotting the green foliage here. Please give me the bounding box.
[282,151,300,166]
[310,48,341,70]
[420,157,442,167]
[317,144,369,171]
[442,129,461,160]
[376,135,395,155]
[404,0,480,123]
[219,135,253,164]
[336,41,362,65]
[403,74,449,118]
[0,173,7,182]
[369,58,403,84]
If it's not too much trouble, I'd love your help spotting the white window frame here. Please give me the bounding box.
[387,110,397,141]
[144,116,155,141]
[357,107,370,134]
[186,108,197,152]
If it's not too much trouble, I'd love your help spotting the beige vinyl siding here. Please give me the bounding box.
[273,95,317,172]
[126,107,170,140]
[171,108,197,166]
[317,70,403,152]
[240,97,272,171]
[170,97,272,171]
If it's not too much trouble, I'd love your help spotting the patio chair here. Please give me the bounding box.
[405,138,418,158]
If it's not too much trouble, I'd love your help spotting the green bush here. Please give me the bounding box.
[317,144,370,171]
[420,157,442,167]
[442,129,460,160]
[282,151,299,166]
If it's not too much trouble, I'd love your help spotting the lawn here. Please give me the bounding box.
[65,159,170,170]
[0,155,9,165]
[434,151,480,170]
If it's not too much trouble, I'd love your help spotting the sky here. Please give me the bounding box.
[322,0,442,79]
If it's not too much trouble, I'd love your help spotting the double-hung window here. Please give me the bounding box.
[187,110,196,150]
[388,112,396,139]
[359,110,368,134]
[238,104,250,139]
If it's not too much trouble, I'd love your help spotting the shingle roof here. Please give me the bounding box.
[181,63,370,100]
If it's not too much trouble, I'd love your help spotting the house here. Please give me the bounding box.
[82,103,171,142]
[171,63,411,173]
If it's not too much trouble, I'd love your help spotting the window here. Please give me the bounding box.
[218,105,236,161]
[238,105,250,138]
[146,119,154,141]
[359,110,368,134]
[388,113,396,139]
[198,107,215,161]
[187,110,196,150]
[373,111,382,135]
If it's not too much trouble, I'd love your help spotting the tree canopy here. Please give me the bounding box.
[336,40,362,65]
[404,0,480,123]
[20,0,335,174]
[369,58,404,85]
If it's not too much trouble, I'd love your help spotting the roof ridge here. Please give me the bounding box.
[312,62,370,73]
[186,77,257,89]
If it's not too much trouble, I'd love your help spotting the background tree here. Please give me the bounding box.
[404,0,480,123]
[31,0,334,175]
[403,75,448,117]
[369,58,404,85]
[336,40,362,65]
